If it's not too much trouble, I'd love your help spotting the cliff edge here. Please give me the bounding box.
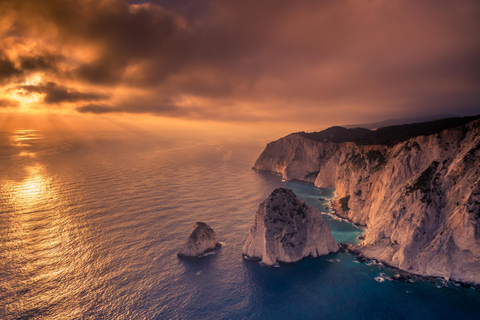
[253,116,480,284]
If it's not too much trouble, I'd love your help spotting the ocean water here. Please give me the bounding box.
[1,129,480,320]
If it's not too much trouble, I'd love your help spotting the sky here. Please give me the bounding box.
[0,0,479,136]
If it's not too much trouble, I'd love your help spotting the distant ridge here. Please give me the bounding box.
[298,114,480,146]
[343,114,458,129]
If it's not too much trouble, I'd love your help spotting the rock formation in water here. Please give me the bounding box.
[253,116,480,284]
[242,188,339,265]
[177,222,221,258]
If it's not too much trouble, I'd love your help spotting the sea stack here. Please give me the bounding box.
[177,222,221,258]
[243,188,339,266]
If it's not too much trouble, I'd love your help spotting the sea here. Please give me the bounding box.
[1,129,480,320]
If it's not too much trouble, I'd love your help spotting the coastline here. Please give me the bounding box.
[254,166,480,288]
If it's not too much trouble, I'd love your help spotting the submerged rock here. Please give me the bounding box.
[177,222,221,258]
[242,188,339,266]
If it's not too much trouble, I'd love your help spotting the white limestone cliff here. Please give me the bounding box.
[253,118,480,284]
[178,222,221,258]
[242,188,339,266]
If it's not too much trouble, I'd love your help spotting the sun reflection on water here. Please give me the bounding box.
[1,130,95,319]
[10,129,42,147]
[5,164,50,207]
[18,151,36,158]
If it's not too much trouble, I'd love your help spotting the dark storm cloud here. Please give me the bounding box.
[19,54,61,72]
[0,0,190,86]
[0,55,22,83]
[20,82,108,104]
[0,51,62,84]
[2,0,480,123]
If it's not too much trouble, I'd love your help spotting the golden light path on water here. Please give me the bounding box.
[0,129,98,319]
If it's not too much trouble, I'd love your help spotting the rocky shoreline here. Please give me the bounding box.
[339,243,480,289]
[253,116,480,284]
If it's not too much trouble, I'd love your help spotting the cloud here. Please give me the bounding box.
[76,104,115,114]
[0,0,479,126]
[0,55,22,83]
[0,98,20,107]
[76,101,189,117]
[20,53,61,72]
[0,50,62,85]
[19,82,108,104]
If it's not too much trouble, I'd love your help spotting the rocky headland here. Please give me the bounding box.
[242,188,339,266]
[253,116,480,284]
[178,222,221,258]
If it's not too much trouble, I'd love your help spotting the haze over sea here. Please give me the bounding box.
[1,129,480,320]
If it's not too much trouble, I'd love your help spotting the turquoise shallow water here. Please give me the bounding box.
[1,130,479,319]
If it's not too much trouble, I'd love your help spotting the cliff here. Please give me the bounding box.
[243,188,339,266]
[253,116,480,284]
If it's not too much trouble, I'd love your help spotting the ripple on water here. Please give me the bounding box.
[1,133,480,319]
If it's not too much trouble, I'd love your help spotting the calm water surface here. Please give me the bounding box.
[1,130,479,319]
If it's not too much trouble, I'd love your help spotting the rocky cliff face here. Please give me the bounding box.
[253,118,480,284]
[242,188,339,266]
[178,222,221,258]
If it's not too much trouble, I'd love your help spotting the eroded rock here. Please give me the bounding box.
[178,222,221,258]
[242,188,339,265]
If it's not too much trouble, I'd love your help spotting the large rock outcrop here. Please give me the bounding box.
[253,116,480,284]
[178,222,221,258]
[242,188,339,266]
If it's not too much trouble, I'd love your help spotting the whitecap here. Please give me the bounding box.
[327,259,340,263]
[366,260,383,267]
[200,251,216,257]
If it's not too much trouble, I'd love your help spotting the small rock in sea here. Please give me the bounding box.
[391,273,413,282]
[374,276,385,283]
[357,256,368,263]
[177,222,221,258]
